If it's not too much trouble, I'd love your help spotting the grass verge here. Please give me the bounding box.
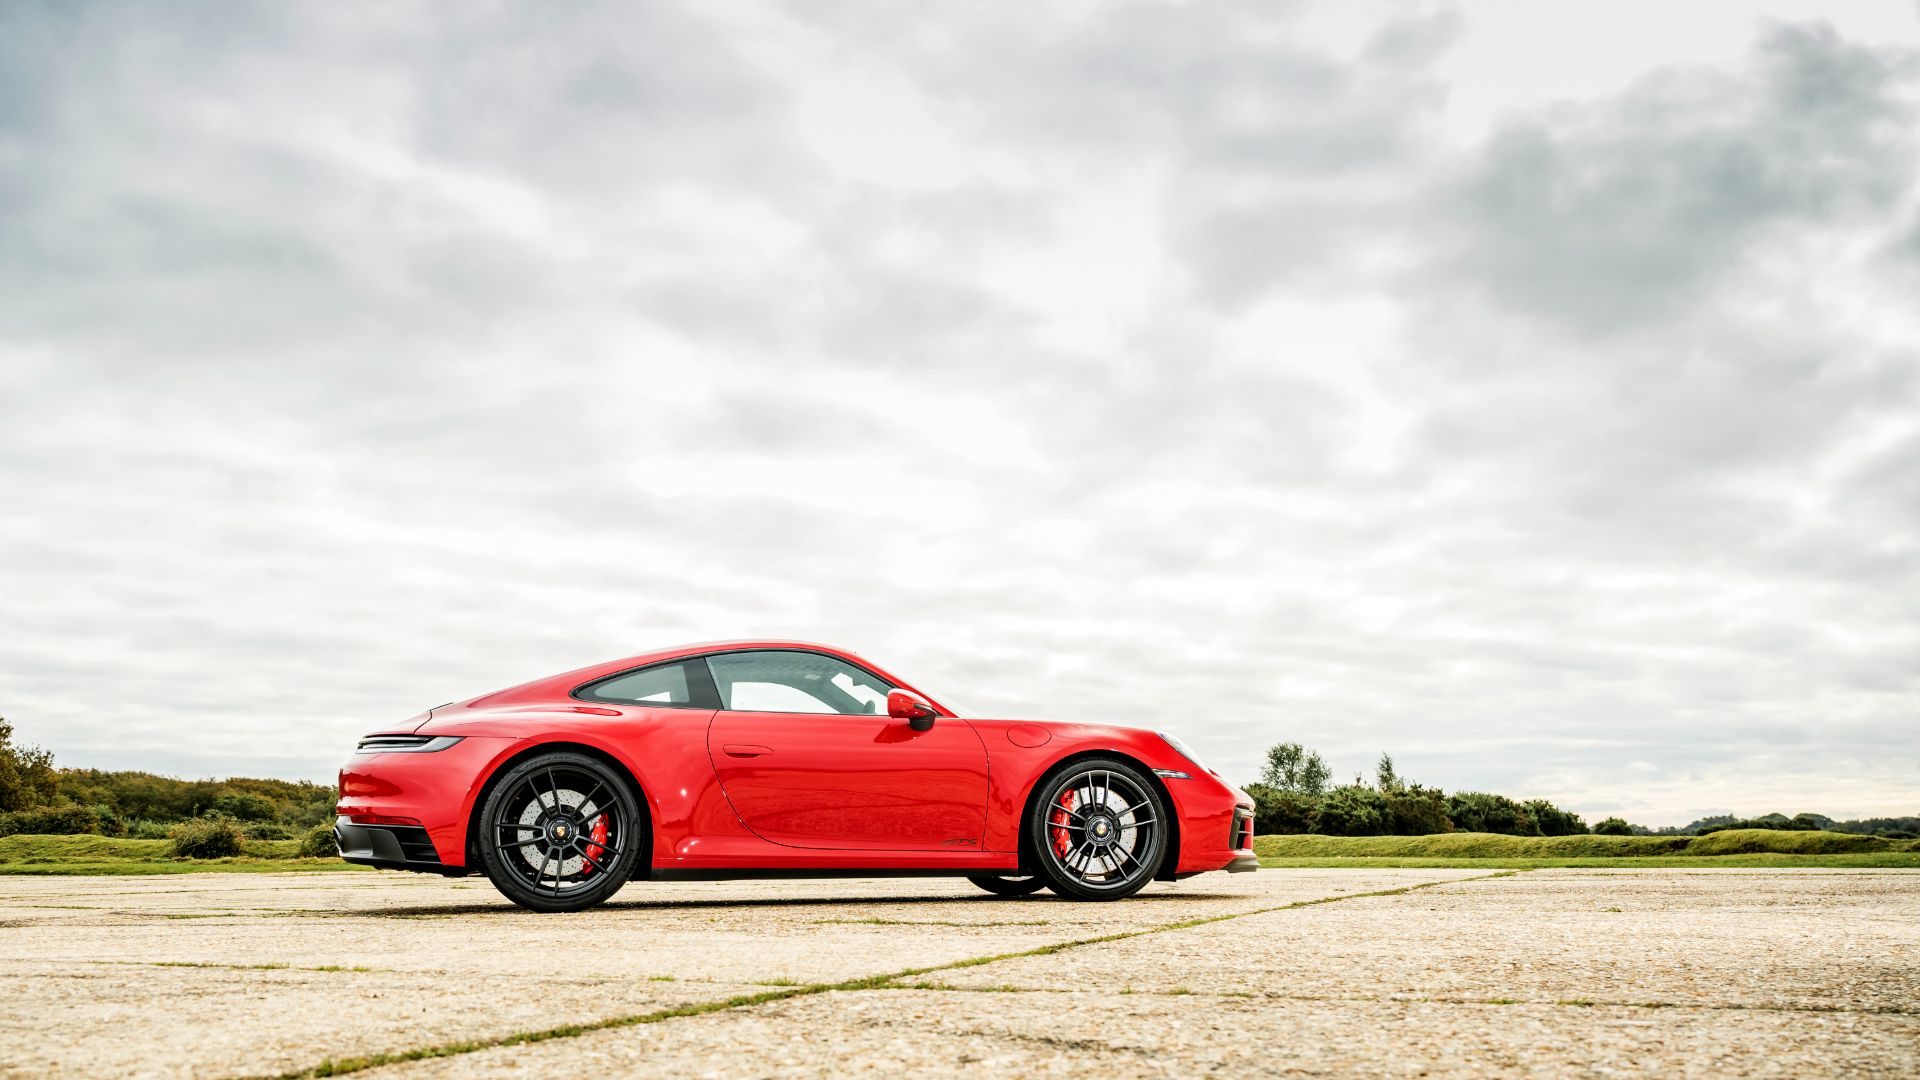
[1259,853,1920,869]
[1252,829,1906,860]
[0,834,365,875]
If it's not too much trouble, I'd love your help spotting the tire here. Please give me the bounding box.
[1026,758,1167,901]
[967,873,1049,897]
[476,751,645,913]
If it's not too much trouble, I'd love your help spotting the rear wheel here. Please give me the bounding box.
[1027,759,1166,901]
[967,873,1048,897]
[476,751,644,913]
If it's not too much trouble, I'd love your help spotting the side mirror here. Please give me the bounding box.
[887,689,938,732]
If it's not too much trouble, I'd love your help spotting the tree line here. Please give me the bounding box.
[1244,742,1610,837]
[0,717,335,840]
[1243,741,1917,839]
[6,716,1913,841]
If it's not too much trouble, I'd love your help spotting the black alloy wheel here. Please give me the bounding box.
[966,873,1049,897]
[476,751,644,913]
[1027,758,1167,901]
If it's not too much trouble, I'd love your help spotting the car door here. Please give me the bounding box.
[703,649,990,851]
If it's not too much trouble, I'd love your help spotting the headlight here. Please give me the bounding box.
[1157,731,1207,774]
[355,735,464,754]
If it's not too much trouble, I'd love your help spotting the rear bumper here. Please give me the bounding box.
[1224,853,1260,873]
[335,817,467,876]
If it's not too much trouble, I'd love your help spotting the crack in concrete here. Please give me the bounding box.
[878,981,1920,1017]
[249,872,1515,1079]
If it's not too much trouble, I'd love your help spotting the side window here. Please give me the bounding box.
[579,661,695,706]
[706,651,893,715]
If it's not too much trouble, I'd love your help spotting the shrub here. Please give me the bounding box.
[244,822,296,840]
[1592,816,1634,836]
[1383,785,1452,835]
[296,821,339,858]
[1245,783,1316,835]
[169,815,244,859]
[124,818,174,839]
[1313,785,1386,836]
[1525,799,1588,836]
[1447,791,1539,836]
[209,791,280,822]
[0,803,101,837]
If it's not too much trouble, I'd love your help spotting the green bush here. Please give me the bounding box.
[0,804,102,837]
[1447,791,1539,836]
[243,822,296,840]
[124,818,174,839]
[168,815,244,859]
[1313,785,1385,836]
[296,821,339,859]
[1524,799,1588,836]
[1383,785,1452,835]
[88,805,127,836]
[1245,783,1316,834]
[209,791,280,822]
[1592,816,1634,835]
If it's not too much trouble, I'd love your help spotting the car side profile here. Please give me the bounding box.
[336,641,1257,911]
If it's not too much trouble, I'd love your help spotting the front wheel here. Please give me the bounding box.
[1027,759,1167,901]
[476,751,645,913]
[967,873,1048,897]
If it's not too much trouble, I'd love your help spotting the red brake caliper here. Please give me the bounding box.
[1049,789,1076,858]
[582,813,608,876]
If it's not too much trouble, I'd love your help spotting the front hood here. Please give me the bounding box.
[412,702,634,738]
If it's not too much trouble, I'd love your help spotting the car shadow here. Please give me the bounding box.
[363,890,1244,918]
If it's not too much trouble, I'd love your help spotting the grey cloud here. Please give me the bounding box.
[1444,22,1918,333]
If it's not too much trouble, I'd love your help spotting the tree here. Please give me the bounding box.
[1260,742,1330,796]
[1592,816,1633,836]
[1375,752,1402,793]
[0,718,58,812]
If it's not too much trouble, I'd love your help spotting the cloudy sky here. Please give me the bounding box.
[3,1,1917,827]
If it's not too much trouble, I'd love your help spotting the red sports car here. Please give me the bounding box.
[336,641,1257,911]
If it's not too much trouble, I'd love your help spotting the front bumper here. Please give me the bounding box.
[1164,773,1258,876]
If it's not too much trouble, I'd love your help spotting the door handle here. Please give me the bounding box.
[723,743,773,758]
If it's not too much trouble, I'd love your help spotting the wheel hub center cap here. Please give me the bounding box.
[1089,814,1118,844]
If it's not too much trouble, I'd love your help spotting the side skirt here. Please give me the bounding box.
[648,867,1017,883]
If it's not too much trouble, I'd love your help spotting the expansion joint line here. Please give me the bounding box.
[257,871,1519,1080]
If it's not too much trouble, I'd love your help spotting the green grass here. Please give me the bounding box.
[1260,854,1920,869]
[0,834,366,875]
[1254,829,1920,869]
